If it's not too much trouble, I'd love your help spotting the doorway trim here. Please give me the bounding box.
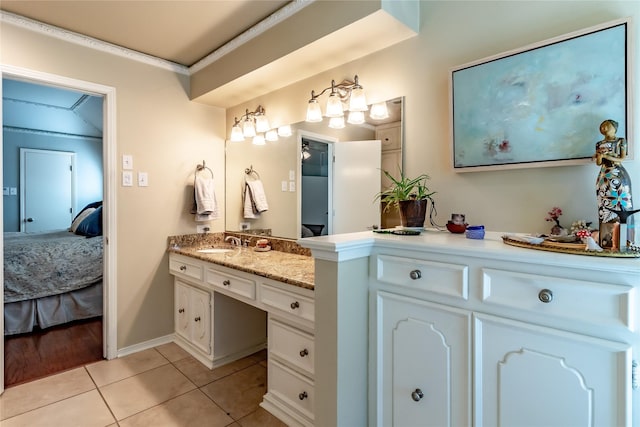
[1,64,118,394]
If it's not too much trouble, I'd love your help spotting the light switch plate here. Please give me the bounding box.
[122,171,133,187]
[289,181,295,192]
[281,181,287,192]
[138,172,148,187]
[122,154,133,170]
[289,170,295,180]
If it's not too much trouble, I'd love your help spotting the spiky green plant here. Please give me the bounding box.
[375,168,436,213]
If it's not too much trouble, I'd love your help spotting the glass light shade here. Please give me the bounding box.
[278,125,292,137]
[349,87,368,112]
[242,118,256,137]
[265,129,278,141]
[325,93,344,118]
[301,149,311,160]
[329,116,345,129]
[369,102,389,120]
[230,125,245,142]
[252,134,266,145]
[347,110,365,125]
[306,100,323,122]
[255,115,270,133]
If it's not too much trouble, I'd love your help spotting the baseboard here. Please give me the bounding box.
[116,333,174,358]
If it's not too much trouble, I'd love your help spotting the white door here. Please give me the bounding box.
[476,313,631,427]
[333,140,381,234]
[20,148,75,232]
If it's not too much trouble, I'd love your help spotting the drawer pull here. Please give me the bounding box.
[411,388,424,402]
[194,316,201,322]
[298,391,308,400]
[538,289,553,303]
[223,279,231,286]
[179,265,187,271]
[178,308,185,314]
[290,301,300,309]
[409,270,422,280]
[300,348,309,357]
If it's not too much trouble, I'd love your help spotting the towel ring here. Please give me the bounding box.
[196,160,214,178]
[245,165,261,179]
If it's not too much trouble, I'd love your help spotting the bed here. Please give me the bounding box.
[4,229,103,335]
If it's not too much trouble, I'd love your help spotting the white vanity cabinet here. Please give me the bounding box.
[367,245,638,427]
[174,280,211,356]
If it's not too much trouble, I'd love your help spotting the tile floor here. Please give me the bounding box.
[0,343,287,427]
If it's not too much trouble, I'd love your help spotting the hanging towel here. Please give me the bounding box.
[247,180,269,213]
[243,184,257,219]
[194,175,219,221]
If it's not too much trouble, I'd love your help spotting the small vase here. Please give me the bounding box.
[398,200,427,228]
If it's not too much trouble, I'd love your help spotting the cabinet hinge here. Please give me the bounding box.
[633,360,638,390]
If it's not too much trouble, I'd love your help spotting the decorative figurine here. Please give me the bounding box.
[592,119,638,251]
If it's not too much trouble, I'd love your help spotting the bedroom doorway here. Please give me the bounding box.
[1,65,117,393]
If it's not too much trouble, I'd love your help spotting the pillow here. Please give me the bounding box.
[72,201,102,223]
[69,207,96,233]
[75,206,102,237]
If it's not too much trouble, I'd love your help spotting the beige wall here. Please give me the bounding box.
[1,23,226,349]
[228,0,640,234]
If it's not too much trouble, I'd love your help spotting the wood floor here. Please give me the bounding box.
[4,317,103,388]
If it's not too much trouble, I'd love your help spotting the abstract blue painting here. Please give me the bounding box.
[451,20,628,171]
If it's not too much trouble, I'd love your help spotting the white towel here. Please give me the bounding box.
[243,184,257,219]
[194,176,219,221]
[246,180,269,213]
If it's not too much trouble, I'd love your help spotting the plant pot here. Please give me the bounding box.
[398,199,428,228]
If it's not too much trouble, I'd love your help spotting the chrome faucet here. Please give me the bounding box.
[225,236,241,246]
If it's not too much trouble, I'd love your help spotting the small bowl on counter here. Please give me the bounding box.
[465,225,485,240]
[446,221,467,234]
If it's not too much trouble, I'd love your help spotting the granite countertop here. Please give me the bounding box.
[168,234,314,290]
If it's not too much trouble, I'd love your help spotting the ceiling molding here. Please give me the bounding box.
[0,10,189,75]
[189,0,314,74]
[3,125,102,141]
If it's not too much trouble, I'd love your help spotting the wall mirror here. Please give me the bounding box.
[225,97,403,240]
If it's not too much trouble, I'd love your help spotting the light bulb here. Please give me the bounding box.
[349,87,368,112]
[347,110,365,125]
[369,102,389,120]
[325,92,344,118]
[230,124,245,142]
[278,125,292,137]
[255,114,270,133]
[306,99,323,122]
[242,118,256,137]
[252,134,266,145]
[329,116,345,129]
[265,129,278,141]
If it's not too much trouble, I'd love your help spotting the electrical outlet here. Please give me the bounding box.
[239,222,250,231]
[196,225,210,233]
[2,187,9,196]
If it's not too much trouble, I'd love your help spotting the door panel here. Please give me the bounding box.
[20,149,75,232]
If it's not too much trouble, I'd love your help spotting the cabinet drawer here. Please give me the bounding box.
[269,360,314,420]
[269,318,314,376]
[260,284,314,323]
[375,254,468,300]
[169,255,204,282]
[481,268,635,329]
[206,268,256,300]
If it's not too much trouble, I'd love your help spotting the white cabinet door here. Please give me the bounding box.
[175,281,190,341]
[476,314,632,427]
[374,291,471,427]
[190,286,211,355]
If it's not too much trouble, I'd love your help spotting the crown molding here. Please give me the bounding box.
[189,0,314,74]
[0,10,189,75]
[3,125,102,141]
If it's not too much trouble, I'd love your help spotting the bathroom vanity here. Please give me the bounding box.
[168,239,315,427]
[299,230,640,427]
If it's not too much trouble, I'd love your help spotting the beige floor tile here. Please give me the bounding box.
[237,407,287,427]
[1,389,115,427]
[0,367,95,420]
[201,364,267,420]
[86,348,169,387]
[155,342,191,363]
[99,364,196,420]
[174,355,258,388]
[118,389,234,427]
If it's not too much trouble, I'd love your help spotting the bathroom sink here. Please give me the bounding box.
[197,248,233,254]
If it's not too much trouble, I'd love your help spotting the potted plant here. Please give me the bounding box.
[375,169,436,228]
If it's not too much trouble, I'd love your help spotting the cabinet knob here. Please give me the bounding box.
[223,280,231,286]
[538,289,553,303]
[194,316,201,322]
[298,391,308,400]
[178,308,185,313]
[179,265,187,271]
[409,270,422,280]
[411,388,424,402]
[291,301,300,309]
[300,348,309,357]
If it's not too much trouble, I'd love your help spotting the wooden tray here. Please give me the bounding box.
[501,236,640,258]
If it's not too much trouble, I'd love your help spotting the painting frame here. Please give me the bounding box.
[450,18,632,172]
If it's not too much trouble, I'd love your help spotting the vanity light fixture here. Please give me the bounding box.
[369,101,390,120]
[305,75,368,125]
[230,105,291,144]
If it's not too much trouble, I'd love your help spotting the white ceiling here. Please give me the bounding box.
[0,0,292,137]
